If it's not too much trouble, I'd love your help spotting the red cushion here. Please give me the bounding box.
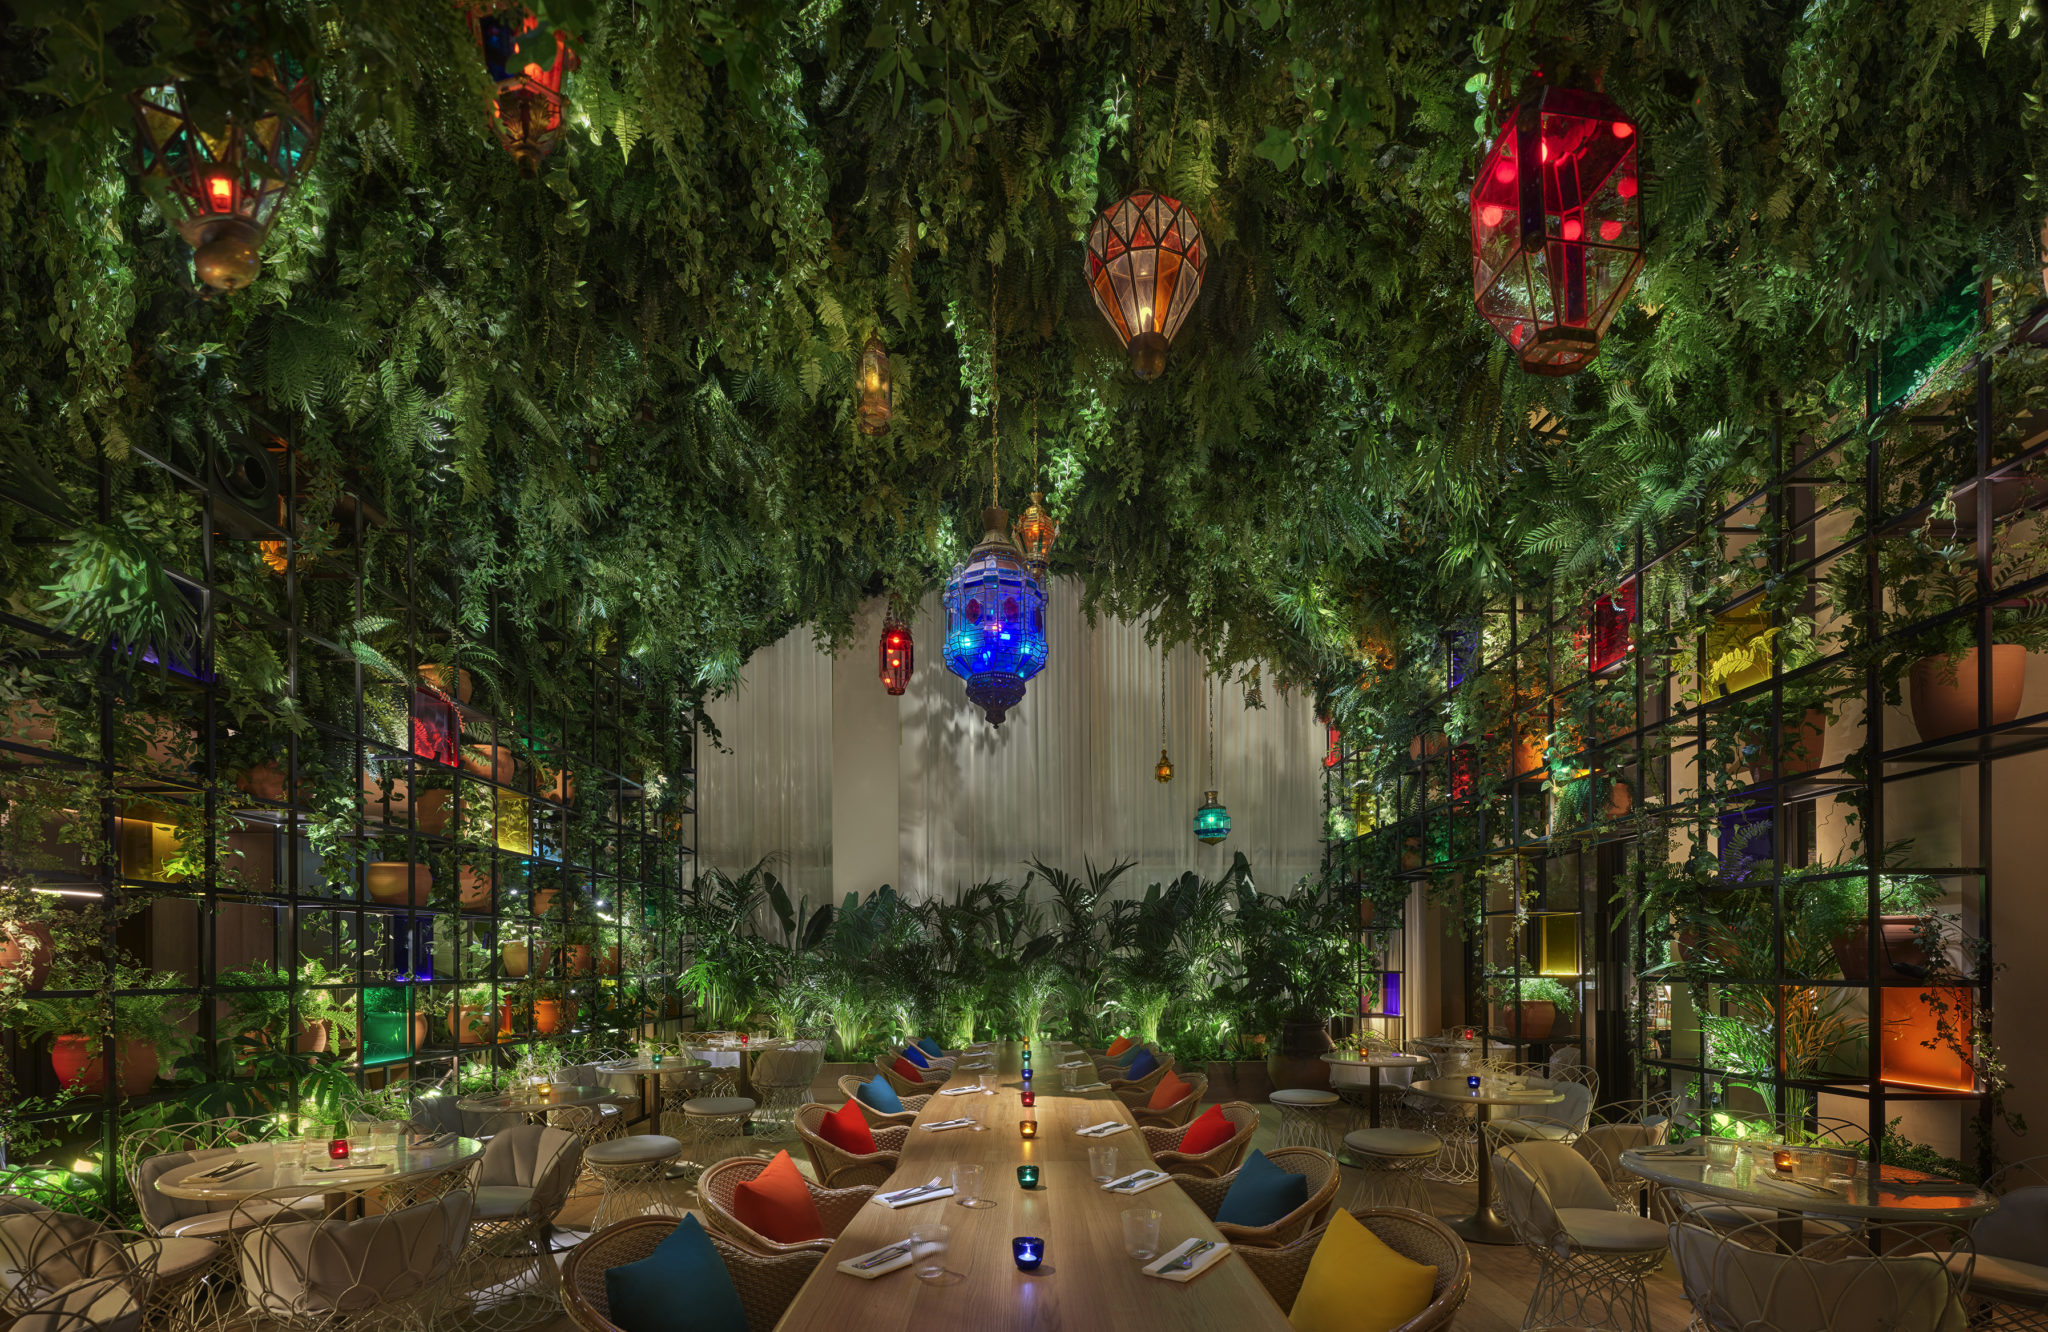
[1177,1104,1235,1156]
[1148,1069,1194,1112]
[1105,1036,1133,1056]
[730,1150,825,1243]
[891,1056,927,1084]
[818,1100,879,1156]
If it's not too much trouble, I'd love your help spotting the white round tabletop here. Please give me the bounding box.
[1322,1051,1430,1068]
[598,1057,708,1075]
[155,1136,482,1202]
[1621,1143,1996,1222]
[682,1037,787,1053]
[456,1082,618,1114]
[1408,1076,1564,1108]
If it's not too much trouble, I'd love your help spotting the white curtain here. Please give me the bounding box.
[696,629,834,901]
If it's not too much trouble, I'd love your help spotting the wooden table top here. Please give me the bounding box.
[774,1043,1292,1331]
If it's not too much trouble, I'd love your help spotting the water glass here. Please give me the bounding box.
[953,1164,991,1208]
[1121,1207,1160,1261]
[1089,1144,1119,1183]
[1704,1137,1739,1166]
[910,1223,950,1280]
[978,1072,994,1094]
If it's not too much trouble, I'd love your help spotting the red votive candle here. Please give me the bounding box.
[328,1138,349,1160]
[1021,1090,1036,1107]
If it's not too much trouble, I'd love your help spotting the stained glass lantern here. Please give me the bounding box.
[129,52,321,291]
[857,336,893,434]
[1471,81,1644,376]
[1324,724,1343,769]
[1154,750,1174,783]
[1012,492,1058,579]
[1194,791,1231,844]
[943,508,1049,726]
[470,5,578,174]
[1085,190,1207,379]
[879,611,914,696]
[1588,577,1636,676]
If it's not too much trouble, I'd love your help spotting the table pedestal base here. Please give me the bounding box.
[1447,1205,1521,1245]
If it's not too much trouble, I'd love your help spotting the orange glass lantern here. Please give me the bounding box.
[1154,749,1174,783]
[1012,493,1058,579]
[1471,80,1644,375]
[879,610,914,696]
[857,336,892,434]
[1019,1119,1039,1140]
[1085,190,1207,379]
[469,4,578,173]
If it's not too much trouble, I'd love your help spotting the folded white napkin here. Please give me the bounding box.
[959,1062,992,1071]
[839,1241,915,1277]
[918,1117,977,1132]
[1076,1121,1129,1138]
[1143,1237,1229,1282]
[938,1085,983,1096]
[1102,1168,1172,1196]
[871,1181,956,1209]
[1066,1080,1109,1092]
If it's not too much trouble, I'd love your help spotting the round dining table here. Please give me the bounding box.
[1321,1049,1430,1130]
[457,1081,623,1127]
[1406,1075,1564,1244]
[681,1036,789,1102]
[155,1135,483,1213]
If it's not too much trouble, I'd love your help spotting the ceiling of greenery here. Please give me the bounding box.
[3,0,2042,702]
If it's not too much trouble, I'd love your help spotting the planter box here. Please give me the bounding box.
[1232,1061,1273,1104]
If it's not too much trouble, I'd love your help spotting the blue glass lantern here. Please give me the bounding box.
[1194,791,1231,844]
[943,507,1048,726]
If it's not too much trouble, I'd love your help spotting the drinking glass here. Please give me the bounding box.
[978,1072,993,1094]
[1121,1208,1160,1261]
[1089,1144,1119,1183]
[910,1223,950,1280]
[1704,1137,1739,1165]
[954,1164,991,1208]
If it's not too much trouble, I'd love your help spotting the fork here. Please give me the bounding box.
[1160,1240,1216,1274]
[853,1243,912,1270]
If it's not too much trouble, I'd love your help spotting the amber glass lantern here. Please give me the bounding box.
[857,336,893,434]
[470,5,578,174]
[1471,81,1643,375]
[1154,749,1175,783]
[879,610,914,696]
[1012,493,1058,579]
[1085,190,1208,379]
[129,51,320,291]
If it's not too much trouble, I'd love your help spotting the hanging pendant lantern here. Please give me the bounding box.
[1471,80,1643,376]
[943,508,1048,727]
[129,50,320,291]
[857,336,893,434]
[1194,791,1231,844]
[1085,190,1207,379]
[1155,749,1175,783]
[879,609,914,696]
[469,5,578,174]
[1012,492,1058,578]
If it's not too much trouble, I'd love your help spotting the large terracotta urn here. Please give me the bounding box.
[1265,1018,1335,1091]
[1739,708,1828,783]
[51,1036,158,1097]
[534,999,570,1035]
[1910,646,2025,743]
[1506,1001,1558,1040]
[1834,916,1932,982]
[418,664,474,703]
[367,862,433,907]
[236,761,291,804]
[462,744,517,784]
[0,921,54,991]
[458,865,493,911]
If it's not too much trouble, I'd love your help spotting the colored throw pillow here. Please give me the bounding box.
[1214,1149,1309,1229]
[1124,1048,1159,1080]
[1147,1070,1194,1112]
[915,1038,945,1057]
[1288,1208,1436,1332]
[1109,1044,1143,1066]
[901,1044,931,1069]
[730,1150,825,1243]
[1105,1036,1133,1057]
[891,1055,927,1084]
[818,1100,879,1156]
[857,1075,904,1115]
[1177,1104,1236,1157]
[605,1213,748,1332]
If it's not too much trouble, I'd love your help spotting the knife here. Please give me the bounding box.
[199,1160,257,1181]
[883,1177,947,1204]
[1111,1171,1163,1191]
[853,1243,912,1270]
[1161,1240,1216,1273]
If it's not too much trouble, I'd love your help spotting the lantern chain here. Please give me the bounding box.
[989,258,1001,510]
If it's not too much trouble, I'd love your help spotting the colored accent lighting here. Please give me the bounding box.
[1012,492,1059,578]
[1021,1090,1035,1107]
[1085,191,1208,379]
[470,5,578,173]
[1324,725,1343,769]
[879,611,914,696]
[1016,1165,1039,1189]
[857,335,893,434]
[943,508,1049,727]
[1589,578,1637,676]
[1471,80,1644,376]
[1019,1119,1038,1140]
[1013,1236,1044,1271]
[1194,791,1231,845]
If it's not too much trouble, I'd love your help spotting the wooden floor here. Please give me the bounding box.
[526,1082,1699,1331]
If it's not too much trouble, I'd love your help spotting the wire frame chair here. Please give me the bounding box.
[1234,1206,1470,1332]
[120,1116,303,1233]
[1172,1147,1340,1248]
[1128,1073,1208,1129]
[1138,1102,1260,1179]
[228,1187,474,1332]
[750,1042,827,1137]
[833,1075,927,1126]
[459,1125,586,1332]
[561,1215,822,1332]
[1494,1140,1672,1332]
[0,1200,158,1332]
[696,1157,876,1256]
[1,1169,219,1332]
[792,1104,909,1189]
[1572,1102,1672,1213]
[1958,1154,2048,1331]
[1671,1217,1975,1332]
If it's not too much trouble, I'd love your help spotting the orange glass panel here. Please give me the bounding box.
[1879,987,1974,1091]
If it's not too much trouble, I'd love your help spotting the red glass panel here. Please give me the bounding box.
[1589,578,1636,675]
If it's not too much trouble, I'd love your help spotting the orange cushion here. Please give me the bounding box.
[1178,1104,1235,1156]
[730,1150,825,1243]
[1106,1036,1133,1056]
[1148,1069,1195,1112]
[818,1100,878,1156]
[891,1056,927,1084]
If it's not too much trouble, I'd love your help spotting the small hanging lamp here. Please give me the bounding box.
[1085,190,1207,379]
[1154,644,1174,782]
[857,335,893,434]
[1012,401,1057,576]
[879,603,914,696]
[1193,672,1229,843]
[469,4,578,173]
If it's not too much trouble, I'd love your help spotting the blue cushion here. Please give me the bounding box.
[1213,1149,1309,1229]
[915,1038,945,1058]
[857,1076,904,1114]
[901,1044,930,1069]
[604,1213,747,1332]
[1124,1048,1158,1079]
[1109,1045,1143,1066]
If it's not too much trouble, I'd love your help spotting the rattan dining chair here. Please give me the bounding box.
[1494,1140,1671,1332]
[1139,1102,1260,1178]
[1128,1073,1207,1128]
[1672,1217,1974,1332]
[697,1157,877,1257]
[1173,1147,1340,1247]
[871,1055,945,1100]
[561,1215,822,1332]
[1235,1206,1470,1332]
[1951,1153,2048,1330]
[792,1104,910,1189]
[0,1196,160,1332]
[229,1187,474,1332]
[1104,1055,1176,1099]
[3,1169,228,1332]
[834,1075,929,1125]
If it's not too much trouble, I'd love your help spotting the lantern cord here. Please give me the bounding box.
[1206,666,1216,787]
[989,259,1000,510]
[1159,642,1168,750]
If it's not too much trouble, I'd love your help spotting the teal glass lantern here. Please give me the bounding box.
[943,507,1049,726]
[1194,791,1231,844]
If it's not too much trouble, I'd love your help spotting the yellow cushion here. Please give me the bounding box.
[1288,1209,1436,1332]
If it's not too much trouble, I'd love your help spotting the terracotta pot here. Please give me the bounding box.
[534,999,569,1035]
[564,944,593,975]
[1506,1000,1557,1040]
[458,865,493,911]
[51,1036,158,1097]
[1511,733,1549,777]
[1265,1019,1335,1091]
[542,768,577,804]
[1910,646,2026,743]
[235,761,290,804]
[531,887,560,917]
[501,941,550,979]
[1606,779,1634,818]
[367,862,433,907]
[1407,732,1449,760]
[410,1014,430,1050]
[361,777,451,835]
[461,744,517,784]
[1834,915,1933,983]
[1740,708,1829,783]
[0,921,54,991]
[418,664,474,704]
[241,1019,330,1054]
[455,1003,508,1045]
[1359,899,1376,929]
[600,944,621,975]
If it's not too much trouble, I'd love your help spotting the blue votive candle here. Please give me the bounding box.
[1467,1074,1481,1090]
[1022,1066,1032,1083]
[1013,1236,1044,1271]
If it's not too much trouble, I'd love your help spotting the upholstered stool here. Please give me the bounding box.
[584,1135,683,1229]
[1270,1088,1343,1153]
[679,1097,757,1179]
[1344,1126,1441,1212]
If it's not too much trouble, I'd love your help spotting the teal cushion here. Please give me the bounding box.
[1109,1045,1143,1066]
[915,1038,944,1058]
[1214,1149,1309,1229]
[901,1044,931,1069]
[604,1213,747,1332]
[1124,1048,1158,1079]
[858,1075,904,1114]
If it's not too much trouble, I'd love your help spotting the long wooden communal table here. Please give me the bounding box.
[775,1043,1292,1331]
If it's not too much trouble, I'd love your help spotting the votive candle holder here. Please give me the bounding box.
[1012,1237,1044,1272]
[1016,1165,1040,1189]
[1019,1119,1038,1140]
[1021,1090,1036,1107]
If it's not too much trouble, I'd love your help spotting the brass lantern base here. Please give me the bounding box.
[186,218,265,291]
[1127,332,1169,380]
[1517,323,1605,377]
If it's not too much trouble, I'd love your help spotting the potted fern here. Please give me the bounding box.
[217,959,360,1054]
[19,965,192,1097]
[1486,974,1579,1041]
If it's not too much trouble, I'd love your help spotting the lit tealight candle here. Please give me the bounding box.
[1774,1149,1796,1173]
[1022,1066,1033,1083]
[328,1137,349,1161]
[1017,1165,1040,1189]
[1020,1119,1038,1140]
[1467,1075,1481,1090]
[1021,1090,1036,1107]
[1012,1236,1044,1272]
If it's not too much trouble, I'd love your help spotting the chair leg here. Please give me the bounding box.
[1521,1247,1664,1332]
[457,1215,560,1332]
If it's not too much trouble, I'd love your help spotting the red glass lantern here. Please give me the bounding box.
[1471,80,1643,375]
[857,336,892,435]
[469,5,578,174]
[879,611,914,696]
[1449,746,1477,804]
[1324,724,1343,769]
[1012,493,1058,579]
[129,52,320,291]
[1085,190,1207,379]
[1588,578,1637,676]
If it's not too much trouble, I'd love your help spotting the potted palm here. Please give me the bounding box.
[1230,877,1360,1092]
[1486,974,1579,1040]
